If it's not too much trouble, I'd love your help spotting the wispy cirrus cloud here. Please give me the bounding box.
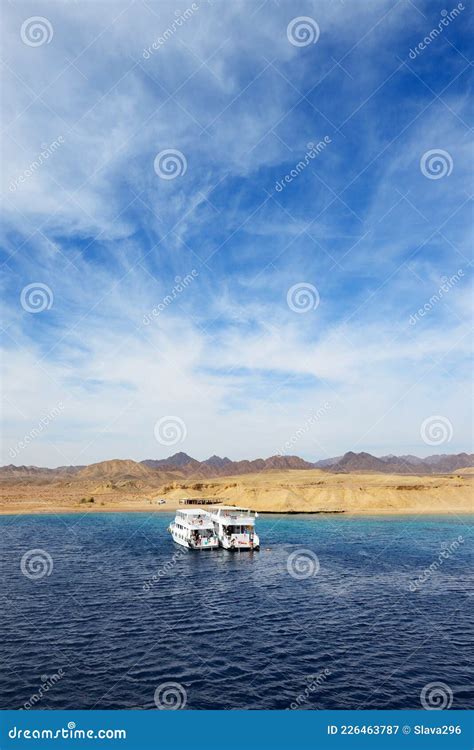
[1,0,472,465]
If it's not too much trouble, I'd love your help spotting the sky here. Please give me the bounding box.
[1,0,473,467]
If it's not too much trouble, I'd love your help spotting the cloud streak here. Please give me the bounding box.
[1,0,472,465]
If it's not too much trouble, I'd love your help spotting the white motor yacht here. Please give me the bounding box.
[207,506,260,550]
[168,509,219,550]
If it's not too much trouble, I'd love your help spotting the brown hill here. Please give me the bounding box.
[141,453,314,477]
[141,451,473,476]
[1,451,472,483]
[0,464,82,484]
[314,451,474,474]
[77,459,154,481]
[157,468,473,515]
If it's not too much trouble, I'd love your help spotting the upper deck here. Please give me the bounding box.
[207,505,257,525]
[174,509,214,529]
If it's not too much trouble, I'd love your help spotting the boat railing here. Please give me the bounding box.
[177,516,208,526]
[214,515,255,524]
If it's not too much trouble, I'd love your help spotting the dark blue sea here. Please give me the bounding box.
[1,513,472,710]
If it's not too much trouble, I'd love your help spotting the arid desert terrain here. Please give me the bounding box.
[1,455,472,516]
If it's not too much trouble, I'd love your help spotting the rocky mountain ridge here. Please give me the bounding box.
[1,451,472,483]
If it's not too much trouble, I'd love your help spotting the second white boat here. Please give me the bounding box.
[207,505,260,550]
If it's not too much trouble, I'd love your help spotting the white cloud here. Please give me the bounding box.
[1,0,472,465]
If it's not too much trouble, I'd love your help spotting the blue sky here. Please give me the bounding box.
[1,0,472,466]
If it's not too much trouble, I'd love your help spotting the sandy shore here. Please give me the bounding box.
[0,468,472,516]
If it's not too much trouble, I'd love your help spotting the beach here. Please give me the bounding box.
[1,468,472,516]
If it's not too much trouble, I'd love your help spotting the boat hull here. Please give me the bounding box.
[169,526,219,550]
[219,535,260,551]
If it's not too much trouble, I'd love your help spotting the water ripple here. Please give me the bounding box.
[1,513,472,709]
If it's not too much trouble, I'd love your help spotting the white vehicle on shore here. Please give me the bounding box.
[168,509,219,550]
[207,506,260,550]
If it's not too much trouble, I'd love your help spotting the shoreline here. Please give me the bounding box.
[1,507,473,518]
[1,467,472,517]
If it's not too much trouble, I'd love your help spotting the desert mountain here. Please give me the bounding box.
[419,452,474,472]
[320,451,387,473]
[77,459,154,481]
[142,452,200,471]
[0,464,83,480]
[141,453,314,476]
[202,455,233,469]
[1,452,472,482]
[313,451,474,474]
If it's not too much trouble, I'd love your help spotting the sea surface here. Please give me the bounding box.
[1,512,472,710]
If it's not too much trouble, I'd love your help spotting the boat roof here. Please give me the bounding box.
[208,505,254,512]
[176,508,208,515]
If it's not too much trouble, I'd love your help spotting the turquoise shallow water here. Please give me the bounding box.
[1,512,472,710]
